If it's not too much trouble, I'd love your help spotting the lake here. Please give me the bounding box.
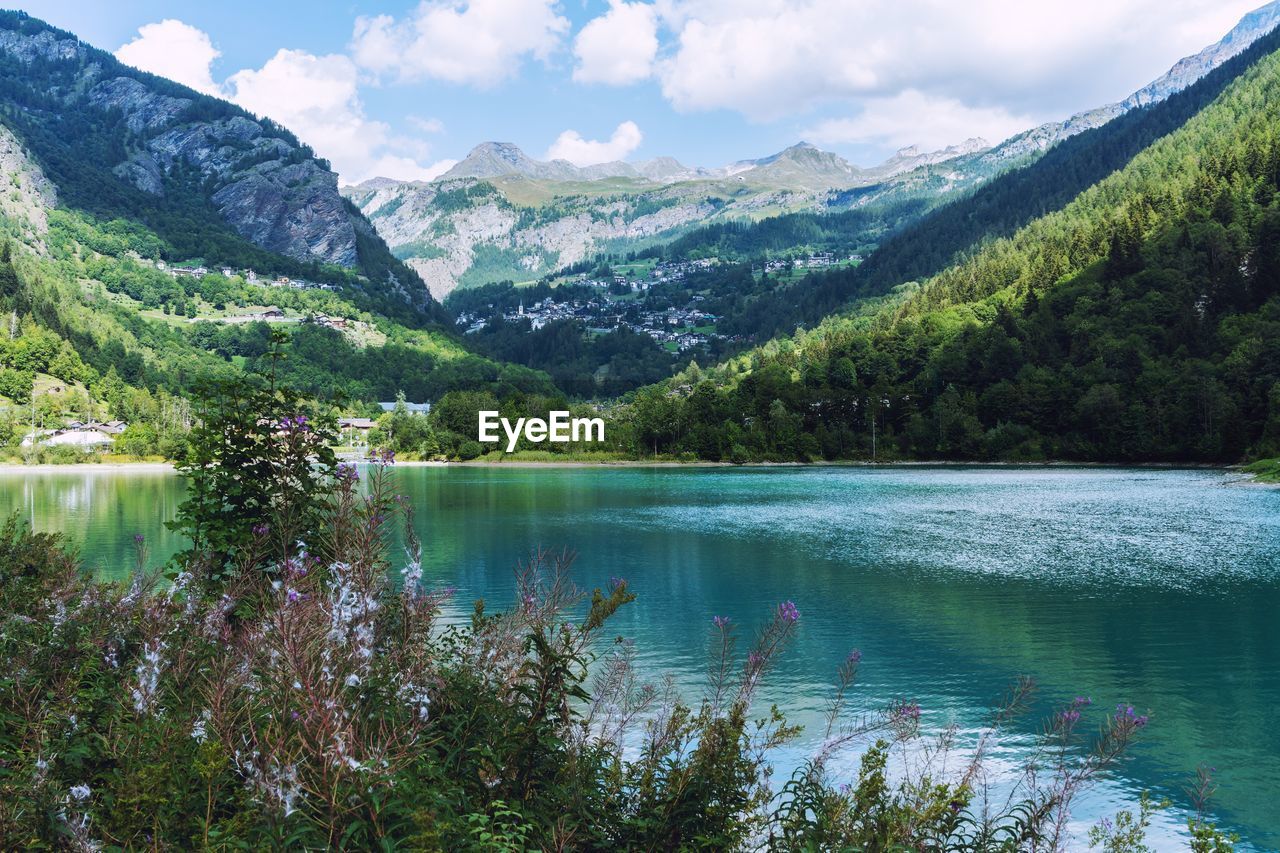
[2,464,1277,847]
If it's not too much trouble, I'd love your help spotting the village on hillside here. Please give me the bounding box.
[453,253,859,352]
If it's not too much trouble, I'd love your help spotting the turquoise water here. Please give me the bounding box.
[2,465,1277,846]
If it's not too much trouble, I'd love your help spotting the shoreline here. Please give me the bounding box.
[0,458,1271,483]
[0,461,176,474]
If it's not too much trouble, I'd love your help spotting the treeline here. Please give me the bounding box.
[460,318,680,396]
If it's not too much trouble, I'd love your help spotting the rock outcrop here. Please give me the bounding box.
[0,15,360,269]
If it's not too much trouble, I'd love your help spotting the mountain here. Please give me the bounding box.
[440,140,876,187]
[0,10,443,322]
[440,142,609,182]
[620,21,1280,464]
[865,138,991,180]
[724,142,862,188]
[344,139,978,298]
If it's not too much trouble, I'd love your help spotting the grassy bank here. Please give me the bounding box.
[1244,458,1280,483]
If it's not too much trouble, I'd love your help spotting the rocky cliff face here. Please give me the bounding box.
[344,177,735,299]
[0,123,56,243]
[0,15,359,270]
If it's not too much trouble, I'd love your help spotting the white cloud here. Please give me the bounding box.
[351,0,569,88]
[805,91,1037,152]
[367,155,458,182]
[653,0,1268,125]
[408,116,447,134]
[546,120,644,165]
[115,19,221,96]
[115,26,449,185]
[573,1,659,85]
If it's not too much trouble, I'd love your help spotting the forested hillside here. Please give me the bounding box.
[612,34,1280,464]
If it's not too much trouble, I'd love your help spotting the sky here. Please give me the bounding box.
[8,0,1272,184]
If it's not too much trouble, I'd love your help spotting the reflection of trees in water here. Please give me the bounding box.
[0,472,187,578]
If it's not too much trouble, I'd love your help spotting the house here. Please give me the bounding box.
[338,417,377,445]
[377,401,431,415]
[45,430,115,448]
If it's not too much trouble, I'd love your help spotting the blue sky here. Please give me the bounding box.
[9,0,1271,183]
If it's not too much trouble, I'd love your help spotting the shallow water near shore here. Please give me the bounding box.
[2,465,1277,847]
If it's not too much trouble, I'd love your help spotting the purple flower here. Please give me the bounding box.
[1072,696,1092,708]
[609,576,626,591]
[286,588,300,603]
[252,523,270,537]
[133,534,145,543]
[1115,704,1149,728]
[894,702,922,722]
[847,649,863,664]
[712,615,731,628]
[748,652,763,668]
[1059,709,1081,726]
[372,447,396,465]
[777,600,800,624]
[336,463,359,483]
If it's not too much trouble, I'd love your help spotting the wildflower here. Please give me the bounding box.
[252,523,270,537]
[1115,704,1149,728]
[777,600,800,624]
[847,649,863,664]
[609,576,626,590]
[286,587,300,603]
[712,615,731,628]
[399,683,431,721]
[344,673,361,688]
[402,550,423,588]
[1059,708,1082,726]
[336,462,359,483]
[893,701,922,723]
[69,784,91,801]
[1073,696,1092,707]
[133,533,144,543]
[191,709,210,743]
[130,639,166,715]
